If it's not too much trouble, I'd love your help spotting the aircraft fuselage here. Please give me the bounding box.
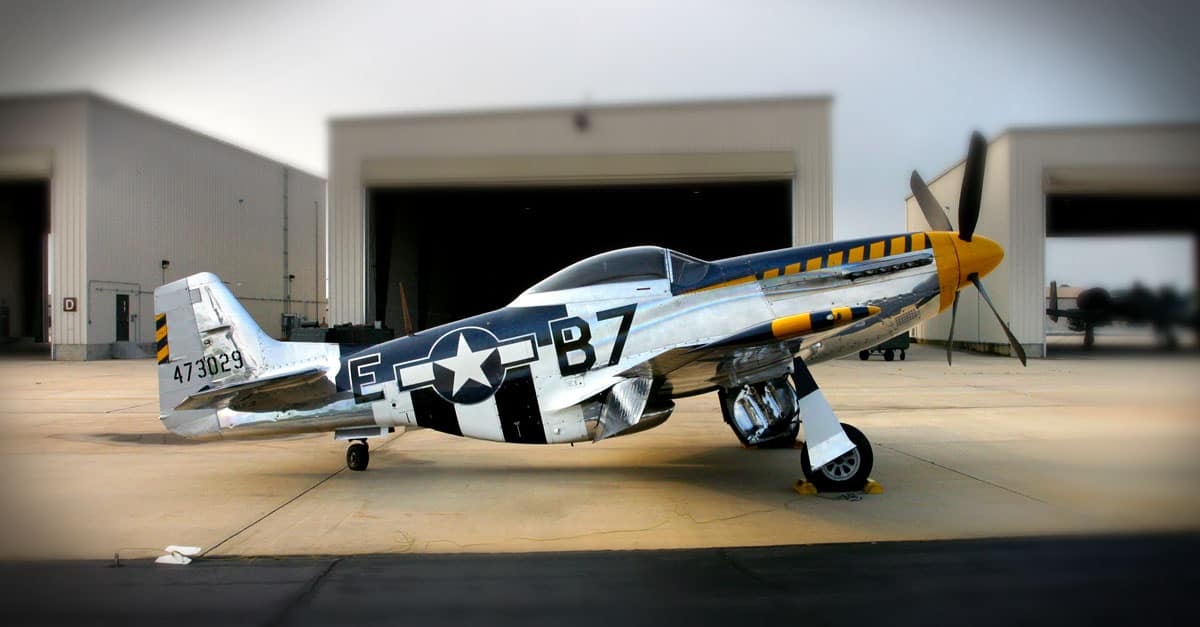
[187,230,986,443]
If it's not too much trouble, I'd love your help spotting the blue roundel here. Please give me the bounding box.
[427,328,506,404]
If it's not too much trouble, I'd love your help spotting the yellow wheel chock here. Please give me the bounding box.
[793,478,883,496]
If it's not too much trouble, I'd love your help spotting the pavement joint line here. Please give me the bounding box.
[201,436,402,557]
[717,548,795,598]
[832,403,1073,412]
[104,401,156,414]
[264,557,341,627]
[876,442,1050,504]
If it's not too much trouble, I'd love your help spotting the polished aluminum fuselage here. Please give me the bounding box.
[167,235,947,443]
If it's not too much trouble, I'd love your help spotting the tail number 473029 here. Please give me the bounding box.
[172,350,244,384]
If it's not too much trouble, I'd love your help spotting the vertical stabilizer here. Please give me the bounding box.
[153,273,336,437]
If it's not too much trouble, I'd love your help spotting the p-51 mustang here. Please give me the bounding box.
[154,133,1025,491]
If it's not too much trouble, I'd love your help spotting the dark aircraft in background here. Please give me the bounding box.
[1047,281,1196,349]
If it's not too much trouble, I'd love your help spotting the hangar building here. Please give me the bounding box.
[327,97,831,331]
[0,93,326,360]
[906,124,1200,358]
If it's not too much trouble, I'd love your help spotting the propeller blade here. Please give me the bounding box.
[970,275,1028,366]
[910,170,954,231]
[946,292,958,366]
[957,131,987,242]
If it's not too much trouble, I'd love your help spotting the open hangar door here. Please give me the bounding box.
[1045,192,1200,349]
[0,180,50,347]
[368,180,792,331]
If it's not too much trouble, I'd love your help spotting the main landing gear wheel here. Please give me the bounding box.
[800,423,873,492]
[858,350,870,361]
[884,349,895,361]
[346,440,369,471]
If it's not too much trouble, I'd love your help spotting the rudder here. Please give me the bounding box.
[153,272,335,437]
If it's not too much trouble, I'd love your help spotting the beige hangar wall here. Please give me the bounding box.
[1,92,327,360]
[85,95,327,358]
[0,94,90,360]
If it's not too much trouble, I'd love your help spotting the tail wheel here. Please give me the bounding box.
[346,441,370,471]
[800,423,873,491]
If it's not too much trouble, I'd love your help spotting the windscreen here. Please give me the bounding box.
[527,246,668,293]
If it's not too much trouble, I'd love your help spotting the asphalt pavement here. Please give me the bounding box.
[1,533,1194,626]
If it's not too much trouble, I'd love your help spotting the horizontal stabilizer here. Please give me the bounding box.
[175,368,334,412]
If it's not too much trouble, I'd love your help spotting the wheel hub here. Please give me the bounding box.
[821,448,861,481]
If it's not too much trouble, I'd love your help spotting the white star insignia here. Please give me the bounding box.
[437,334,495,396]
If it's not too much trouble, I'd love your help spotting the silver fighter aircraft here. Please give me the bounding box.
[154,133,1025,491]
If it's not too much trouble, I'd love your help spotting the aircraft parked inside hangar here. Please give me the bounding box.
[154,133,1025,491]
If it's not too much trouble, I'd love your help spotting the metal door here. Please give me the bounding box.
[115,294,130,342]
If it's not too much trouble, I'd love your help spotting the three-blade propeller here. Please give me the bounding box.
[910,132,1027,367]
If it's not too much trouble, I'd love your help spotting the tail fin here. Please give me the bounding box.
[153,272,336,437]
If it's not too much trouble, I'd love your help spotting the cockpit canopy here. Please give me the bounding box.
[524,246,714,295]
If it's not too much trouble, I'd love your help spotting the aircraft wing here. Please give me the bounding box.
[543,305,879,412]
[174,367,337,412]
[629,306,879,393]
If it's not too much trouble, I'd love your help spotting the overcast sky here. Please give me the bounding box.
[1,0,1198,284]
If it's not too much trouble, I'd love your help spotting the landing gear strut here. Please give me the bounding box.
[346,440,369,471]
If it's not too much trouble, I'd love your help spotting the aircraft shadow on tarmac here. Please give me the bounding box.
[52,431,208,446]
[362,443,842,512]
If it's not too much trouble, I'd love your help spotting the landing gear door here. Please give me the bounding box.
[791,358,854,468]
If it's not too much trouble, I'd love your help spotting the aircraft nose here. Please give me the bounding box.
[955,235,1004,286]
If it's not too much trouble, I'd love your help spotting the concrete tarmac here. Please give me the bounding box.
[0,345,1198,559]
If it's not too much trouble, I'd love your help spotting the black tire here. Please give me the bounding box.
[899,350,906,361]
[347,442,369,471]
[858,350,870,361]
[800,423,873,492]
[883,349,895,361]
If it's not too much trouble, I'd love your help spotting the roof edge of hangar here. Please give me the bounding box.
[903,120,1200,201]
[328,93,834,128]
[0,89,325,181]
